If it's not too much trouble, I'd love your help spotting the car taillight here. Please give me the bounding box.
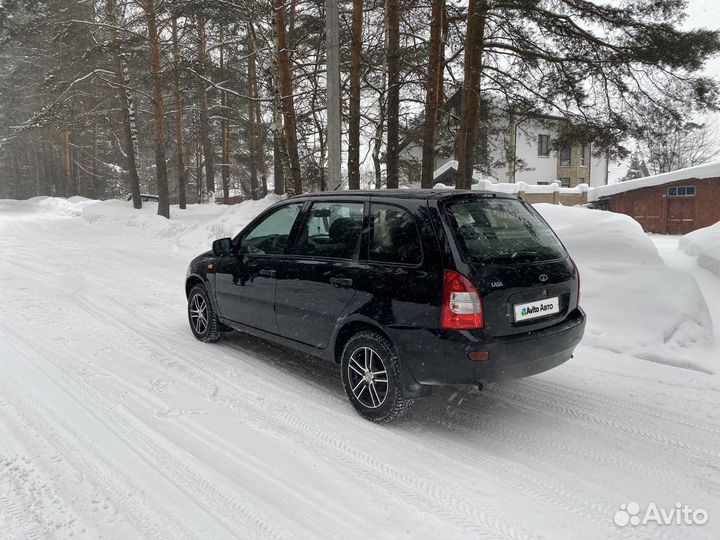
[441,270,483,329]
[572,259,581,306]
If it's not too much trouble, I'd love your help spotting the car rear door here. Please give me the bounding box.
[274,199,366,348]
[439,195,580,337]
[214,202,304,334]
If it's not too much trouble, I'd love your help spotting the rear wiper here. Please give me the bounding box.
[510,251,540,260]
[483,251,540,264]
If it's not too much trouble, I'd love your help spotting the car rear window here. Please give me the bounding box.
[444,198,567,263]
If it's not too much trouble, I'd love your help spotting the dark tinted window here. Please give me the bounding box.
[444,198,567,263]
[238,203,302,255]
[537,134,550,157]
[293,202,364,259]
[369,204,422,264]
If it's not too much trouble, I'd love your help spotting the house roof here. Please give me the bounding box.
[588,160,720,202]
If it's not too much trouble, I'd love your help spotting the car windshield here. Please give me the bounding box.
[444,198,568,263]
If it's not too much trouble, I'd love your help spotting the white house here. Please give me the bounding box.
[398,95,609,188]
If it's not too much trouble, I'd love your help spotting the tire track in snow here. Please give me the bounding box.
[0,364,184,540]
[488,381,720,461]
[528,378,720,437]
[0,324,285,540]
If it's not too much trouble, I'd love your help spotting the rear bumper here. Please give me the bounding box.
[391,308,586,385]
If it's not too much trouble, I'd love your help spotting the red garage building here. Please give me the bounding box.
[589,161,720,234]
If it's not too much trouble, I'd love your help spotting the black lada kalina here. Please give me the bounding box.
[185,190,585,422]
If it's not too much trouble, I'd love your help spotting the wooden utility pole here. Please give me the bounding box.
[326,0,342,190]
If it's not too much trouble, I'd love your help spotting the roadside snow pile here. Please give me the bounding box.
[0,195,96,217]
[679,221,720,277]
[81,195,282,253]
[536,204,714,372]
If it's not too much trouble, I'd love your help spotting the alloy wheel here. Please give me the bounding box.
[347,347,389,409]
[189,293,208,335]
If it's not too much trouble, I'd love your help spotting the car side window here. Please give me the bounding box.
[238,203,302,255]
[293,202,364,260]
[369,204,422,265]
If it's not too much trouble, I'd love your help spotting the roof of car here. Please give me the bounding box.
[290,189,514,200]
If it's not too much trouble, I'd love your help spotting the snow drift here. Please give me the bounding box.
[679,220,720,278]
[536,204,714,371]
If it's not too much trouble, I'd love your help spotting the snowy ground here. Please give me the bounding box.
[1,197,719,540]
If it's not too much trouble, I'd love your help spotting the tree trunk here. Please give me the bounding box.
[247,25,259,200]
[106,0,141,209]
[197,15,215,200]
[436,4,448,127]
[372,12,389,189]
[61,121,71,197]
[172,16,187,209]
[273,0,302,195]
[273,130,285,195]
[456,0,487,189]
[144,0,170,218]
[421,0,445,188]
[385,0,400,189]
[258,128,268,197]
[348,0,364,189]
[219,25,230,205]
[92,119,98,196]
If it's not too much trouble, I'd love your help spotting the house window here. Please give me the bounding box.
[537,134,550,157]
[559,146,571,166]
[667,186,696,197]
[559,178,571,187]
[580,143,587,167]
[537,181,550,185]
[578,178,585,184]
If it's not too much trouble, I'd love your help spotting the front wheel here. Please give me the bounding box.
[187,284,221,342]
[340,330,414,423]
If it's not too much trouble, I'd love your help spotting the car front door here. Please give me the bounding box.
[214,202,304,333]
[275,200,367,348]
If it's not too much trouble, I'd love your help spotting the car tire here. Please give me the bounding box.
[340,330,414,423]
[188,284,222,342]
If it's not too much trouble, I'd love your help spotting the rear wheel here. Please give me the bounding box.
[188,284,221,342]
[340,330,414,423]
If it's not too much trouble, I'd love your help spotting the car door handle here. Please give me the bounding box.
[258,269,276,278]
[330,277,353,287]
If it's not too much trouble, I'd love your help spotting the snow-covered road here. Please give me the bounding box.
[1,200,719,540]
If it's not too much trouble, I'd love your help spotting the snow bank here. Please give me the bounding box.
[81,195,283,253]
[679,220,720,277]
[0,196,97,217]
[536,204,714,371]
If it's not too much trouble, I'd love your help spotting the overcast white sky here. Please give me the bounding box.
[607,0,720,182]
[685,0,720,80]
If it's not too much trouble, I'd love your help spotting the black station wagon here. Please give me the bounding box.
[185,190,586,422]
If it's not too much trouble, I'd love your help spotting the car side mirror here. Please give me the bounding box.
[212,237,232,257]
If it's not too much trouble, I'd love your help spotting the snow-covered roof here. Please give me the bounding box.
[433,160,459,180]
[588,160,720,202]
